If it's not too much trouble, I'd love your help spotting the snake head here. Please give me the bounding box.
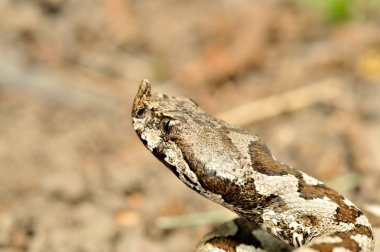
[131,80,201,170]
[131,79,256,186]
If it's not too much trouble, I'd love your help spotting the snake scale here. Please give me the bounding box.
[131,80,374,252]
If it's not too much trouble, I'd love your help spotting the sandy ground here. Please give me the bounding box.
[0,1,380,251]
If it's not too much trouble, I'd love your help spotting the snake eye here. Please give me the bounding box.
[136,107,146,118]
[162,118,173,134]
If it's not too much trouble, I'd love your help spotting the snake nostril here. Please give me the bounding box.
[136,107,147,118]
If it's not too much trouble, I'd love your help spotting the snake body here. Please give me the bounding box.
[131,80,374,251]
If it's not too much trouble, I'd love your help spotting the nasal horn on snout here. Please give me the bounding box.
[137,79,151,98]
[133,79,152,109]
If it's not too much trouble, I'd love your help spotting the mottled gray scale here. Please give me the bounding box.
[131,80,374,252]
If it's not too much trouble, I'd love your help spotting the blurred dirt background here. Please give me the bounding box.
[1,0,380,251]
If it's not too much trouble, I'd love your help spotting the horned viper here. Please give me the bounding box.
[131,80,374,252]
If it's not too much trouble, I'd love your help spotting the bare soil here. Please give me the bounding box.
[0,1,379,251]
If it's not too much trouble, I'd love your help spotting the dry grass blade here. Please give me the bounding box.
[325,171,362,192]
[375,228,380,249]
[216,78,344,126]
[156,209,237,230]
[365,204,380,218]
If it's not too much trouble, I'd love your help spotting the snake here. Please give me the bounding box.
[131,79,374,252]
